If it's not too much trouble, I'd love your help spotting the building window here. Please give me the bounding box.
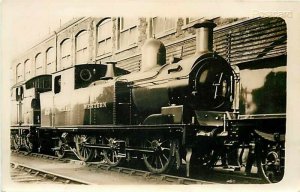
[75,30,89,64]
[118,18,138,50]
[24,59,32,80]
[35,53,43,75]
[97,18,112,56]
[16,63,23,82]
[182,17,202,29]
[46,47,56,74]
[60,38,72,69]
[152,17,176,37]
[185,17,199,25]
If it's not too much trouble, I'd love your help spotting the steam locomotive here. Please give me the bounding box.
[10,20,286,183]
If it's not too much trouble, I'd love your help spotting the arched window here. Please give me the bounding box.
[24,59,32,80]
[75,30,89,64]
[46,47,56,74]
[35,53,43,75]
[97,18,112,56]
[152,17,176,37]
[16,63,23,82]
[60,38,72,69]
[118,18,138,50]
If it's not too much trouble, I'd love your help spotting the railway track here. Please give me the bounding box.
[11,150,264,184]
[11,162,93,184]
[85,162,211,184]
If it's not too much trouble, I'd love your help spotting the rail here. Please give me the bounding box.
[11,162,94,184]
[11,150,265,184]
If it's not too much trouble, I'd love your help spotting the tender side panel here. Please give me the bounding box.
[228,116,286,142]
[238,58,286,115]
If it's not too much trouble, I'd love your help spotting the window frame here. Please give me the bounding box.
[75,30,89,64]
[96,18,113,57]
[16,63,23,82]
[24,59,32,80]
[46,47,56,74]
[182,17,202,29]
[60,38,72,69]
[151,17,177,39]
[117,17,138,51]
[35,53,43,75]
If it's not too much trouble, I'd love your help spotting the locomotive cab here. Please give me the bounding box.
[24,75,52,125]
[10,75,52,127]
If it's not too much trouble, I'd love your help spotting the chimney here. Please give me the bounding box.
[193,20,217,55]
[104,61,116,79]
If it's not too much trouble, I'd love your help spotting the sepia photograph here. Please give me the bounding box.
[1,1,300,192]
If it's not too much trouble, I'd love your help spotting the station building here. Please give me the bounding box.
[11,17,286,85]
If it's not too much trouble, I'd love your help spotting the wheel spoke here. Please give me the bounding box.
[257,145,284,183]
[150,155,155,166]
[55,139,65,159]
[158,155,164,168]
[84,148,87,158]
[160,140,168,146]
[75,135,94,162]
[113,151,117,163]
[162,153,168,162]
[143,138,176,174]
[146,154,154,166]
[103,137,124,166]
[160,147,170,151]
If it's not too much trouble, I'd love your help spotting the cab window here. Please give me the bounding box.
[54,75,61,94]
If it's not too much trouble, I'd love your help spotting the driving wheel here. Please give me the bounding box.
[142,137,176,174]
[75,135,95,162]
[102,137,125,166]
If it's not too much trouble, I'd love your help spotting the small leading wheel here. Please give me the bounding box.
[142,137,176,174]
[102,137,125,166]
[256,144,284,183]
[75,135,95,162]
[55,139,66,159]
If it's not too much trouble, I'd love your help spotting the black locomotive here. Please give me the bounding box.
[11,20,286,183]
